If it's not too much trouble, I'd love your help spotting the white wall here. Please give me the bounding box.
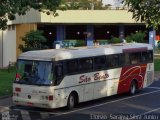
[3,26,16,67]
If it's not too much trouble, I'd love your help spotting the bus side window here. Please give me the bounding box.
[106,54,119,68]
[94,56,106,70]
[148,50,153,62]
[130,52,141,65]
[66,59,78,74]
[119,54,125,66]
[124,53,130,65]
[55,63,63,85]
[79,58,93,72]
[141,51,153,63]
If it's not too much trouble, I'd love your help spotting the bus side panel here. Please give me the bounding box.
[54,84,85,108]
[93,81,107,99]
[107,79,119,96]
[117,64,147,94]
[143,63,154,88]
[54,75,85,103]
[106,69,121,96]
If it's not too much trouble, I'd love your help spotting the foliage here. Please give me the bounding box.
[123,0,160,29]
[157,41,160,49]
[154,59,160,71]
[0,0,61,30]
[62,40,85,47]
[19,30,48,52]
[125,31,146,43]
[60,0,80,10]
[0,68,15,96]
[60,0,103,10]
[109,37,121,44]
[74,40,85,47]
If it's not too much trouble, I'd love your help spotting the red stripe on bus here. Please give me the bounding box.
[118,64,147,94]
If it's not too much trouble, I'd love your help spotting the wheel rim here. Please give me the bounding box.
[131,82,136,94]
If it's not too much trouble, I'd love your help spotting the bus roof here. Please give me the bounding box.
[18,43,153,61]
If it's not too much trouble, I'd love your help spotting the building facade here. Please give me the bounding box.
[0,9,153,68]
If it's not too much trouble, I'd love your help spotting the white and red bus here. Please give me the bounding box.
[13,43,154,109]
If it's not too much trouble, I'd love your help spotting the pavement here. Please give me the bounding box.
[154,71,160,81]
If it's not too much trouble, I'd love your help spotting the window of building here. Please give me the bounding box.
[65,25,86,40]
[8,25,12,31]
[12,25,15,30]
[94,25,119,40]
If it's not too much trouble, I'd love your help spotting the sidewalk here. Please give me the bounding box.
[155,71,160,80]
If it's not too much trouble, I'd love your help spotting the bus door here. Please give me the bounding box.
[54,61,65,105]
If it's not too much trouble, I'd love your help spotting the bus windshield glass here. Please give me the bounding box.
[15,60,54,86]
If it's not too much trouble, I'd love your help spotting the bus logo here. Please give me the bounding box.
[79,73,109,84]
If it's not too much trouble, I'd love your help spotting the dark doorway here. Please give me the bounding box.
[37,24,57,49]
[65,25,87,40]
[124,25,148,42]
[94,25,119,40]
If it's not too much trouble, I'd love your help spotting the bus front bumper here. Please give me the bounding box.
[12,96,63,109]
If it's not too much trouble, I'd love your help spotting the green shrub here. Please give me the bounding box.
[125,31,146,43]
[62,40,85,47]
[109,37,121,44]
[19,30,48,52]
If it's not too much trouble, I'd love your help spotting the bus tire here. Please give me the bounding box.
[129,80,137,95]
[67,93,76,109]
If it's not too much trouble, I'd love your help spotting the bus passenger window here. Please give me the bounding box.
[23,63,32,77]
[94,56,106,70]
[55,64,63,77]
[79,58,93,72]
[130,52,141,65]
[66,60,78,74]
[124,54,130,65]
[106,54,119,68]
[142,51,153,63]
[55,64,64,85]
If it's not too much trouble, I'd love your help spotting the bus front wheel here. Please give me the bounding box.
[129,80,137,95]
[67,93,75,109]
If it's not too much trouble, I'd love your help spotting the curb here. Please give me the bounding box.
[0,95,12,100]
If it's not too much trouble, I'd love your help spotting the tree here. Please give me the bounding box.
[19,30,48,52]
[0,0,61,30]
[60,0,104,10]
[123,0,160,29]
[60,0,80,10]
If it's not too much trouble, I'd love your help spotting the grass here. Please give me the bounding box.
[0,67,16,97]
[0,59,160,97]
[154,58,160,71]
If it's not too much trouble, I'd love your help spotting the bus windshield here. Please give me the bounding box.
[15,60,54,86]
